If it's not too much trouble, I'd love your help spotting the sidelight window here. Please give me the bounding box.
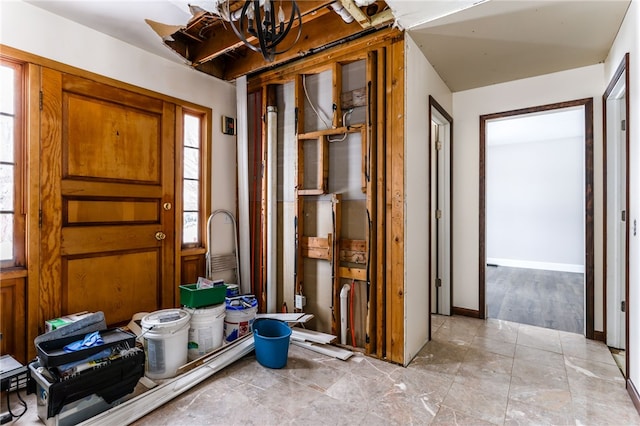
[182,111,204,246]
[0,60,25,268]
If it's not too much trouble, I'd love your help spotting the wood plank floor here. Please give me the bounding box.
[486,265,584,334]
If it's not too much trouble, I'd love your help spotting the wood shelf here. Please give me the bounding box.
[298,124,364,140]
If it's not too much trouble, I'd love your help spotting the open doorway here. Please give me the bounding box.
[604,53,630,377]
[429,96,453,318]
[479,99,595,337]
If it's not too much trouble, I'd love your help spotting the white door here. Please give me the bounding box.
[606,75,627,350]
[430,106,452,315]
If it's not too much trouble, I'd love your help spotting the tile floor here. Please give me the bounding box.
[12,315,640,425]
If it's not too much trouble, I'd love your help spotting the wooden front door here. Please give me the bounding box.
[39,68,176,328]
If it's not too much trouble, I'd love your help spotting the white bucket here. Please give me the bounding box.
[141,309,190,380]
[185,303,226,361]
[224,297,258,343]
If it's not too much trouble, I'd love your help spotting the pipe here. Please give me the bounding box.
[340,283,351,345]
[236,76,251,295]
[266,105,278,313]
[330,2,354,24]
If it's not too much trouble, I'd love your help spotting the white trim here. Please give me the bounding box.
[487,258,584,273]
[79,336,255,426]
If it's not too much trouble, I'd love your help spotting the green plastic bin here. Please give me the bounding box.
[179,283,227,308]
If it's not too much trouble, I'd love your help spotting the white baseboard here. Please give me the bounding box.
[486,258,584,273]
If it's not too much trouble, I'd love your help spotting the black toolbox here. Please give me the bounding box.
[28,346,144,424]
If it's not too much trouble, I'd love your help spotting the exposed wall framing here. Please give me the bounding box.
[247,28,405,363]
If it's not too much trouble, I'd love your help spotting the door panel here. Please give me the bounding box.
[64,93,161,182]
[63,251,159,324]
[40,68,175,328]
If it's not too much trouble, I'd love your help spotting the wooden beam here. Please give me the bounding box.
[370,9,394,27]
[224,9,372,81]
[246,27,399,90]
[365,48,379,355]
[339,239,366,264]
[301,235,332,260]
[338,0,371,28]
[339,266,366,281]
[191,1,334,65]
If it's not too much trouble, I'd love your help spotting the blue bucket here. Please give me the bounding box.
[253,319,292,369]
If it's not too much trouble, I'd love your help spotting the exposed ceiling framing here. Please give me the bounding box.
[146,0,393,81]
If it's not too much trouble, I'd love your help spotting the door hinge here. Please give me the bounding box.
[622,210,626,222]
[436,210,442,220]
[621,119,626,131]
[39,91,43,111]
[436,141,443,151]
[621,300,626,313]
[39,209,42,228]
[436,278,442,288]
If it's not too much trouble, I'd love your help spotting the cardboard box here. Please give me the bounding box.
[45,311,94,333]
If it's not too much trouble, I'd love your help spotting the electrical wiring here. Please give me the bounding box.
[328,109,354,142]
[302,75,334,130]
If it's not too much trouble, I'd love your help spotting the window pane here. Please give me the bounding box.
[0,66,14,114]
[0,164,14,211]
[0,213,13,260]
[183,179,199,211]
[184,146,199,179]
[0,115,14,162]
[184,114,200,148]
[183,212,198,244]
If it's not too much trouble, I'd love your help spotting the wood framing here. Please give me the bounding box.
[247,28,404,363]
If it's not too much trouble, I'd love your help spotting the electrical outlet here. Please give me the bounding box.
[295,295,306,310]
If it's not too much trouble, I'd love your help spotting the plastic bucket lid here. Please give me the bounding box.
[225,296,258,311]
[253,319,292,369]
[185,303,226,319]
[141,309,190,333]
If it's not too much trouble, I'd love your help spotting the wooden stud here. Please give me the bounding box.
[388,37,405,364]
[333,62,343,128]
[320,135,329,193]
[376,46,387,359]
[294,75,305,311]
[366,48,380,356]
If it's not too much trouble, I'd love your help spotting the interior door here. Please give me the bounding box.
[606,84,627,350]
[39,68,175,328]
[430,100,452,316]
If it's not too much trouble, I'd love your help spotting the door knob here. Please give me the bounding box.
[155,231,166,241]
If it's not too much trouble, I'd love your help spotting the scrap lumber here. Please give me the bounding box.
[292,340,353,361]
[291,328,336,345]
[78,336,254,426]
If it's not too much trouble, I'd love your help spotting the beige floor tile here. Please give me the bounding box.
[12,315,640,426]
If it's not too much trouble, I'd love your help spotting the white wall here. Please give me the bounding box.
[0,0,238,216]
[404,34,452,365]
[487,130,585,272]
[452,64,605,330]
[605,0,639,391]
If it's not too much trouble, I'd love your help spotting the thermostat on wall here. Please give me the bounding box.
[222,116,236,135]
